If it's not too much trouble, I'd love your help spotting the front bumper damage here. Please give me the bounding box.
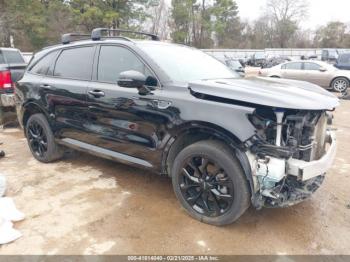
[287,131,337,181]
[247,130,336,208]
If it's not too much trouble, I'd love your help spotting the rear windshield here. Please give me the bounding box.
[1,50,25,64]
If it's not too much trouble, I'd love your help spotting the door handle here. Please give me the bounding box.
[88,90,105,98]
[40,84,55,90]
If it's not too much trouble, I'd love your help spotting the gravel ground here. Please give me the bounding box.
[0,100,349,255]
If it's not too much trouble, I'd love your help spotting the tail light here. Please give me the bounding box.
[0,70,13,89]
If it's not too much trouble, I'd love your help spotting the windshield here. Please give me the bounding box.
[138,43,238,82]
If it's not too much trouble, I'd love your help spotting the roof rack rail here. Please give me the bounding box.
[91,28,160,41]
[61,33,90,44]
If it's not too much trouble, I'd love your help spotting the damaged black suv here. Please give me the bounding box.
[15,28,339,226]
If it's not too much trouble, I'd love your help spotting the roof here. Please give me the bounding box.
[0,47,21,51]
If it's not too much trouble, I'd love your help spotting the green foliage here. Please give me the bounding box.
[170,0,193,44]
[0,0,348,51]
[170,0,241,48]
[212,0,240,48]
[314,22,350,48]
[2,0,48,49]
[0,0,152,51]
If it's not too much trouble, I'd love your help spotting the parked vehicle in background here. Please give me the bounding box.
[21,52,33,64]
[321,49,339,64]
[301,54,318,60]
[262,56,291,68]
[211,55,244,77]
[259,60,350,92]
[225,58,245,77]
[247,52,266,67]
[0,48,26,125]
[335,53,350,70]
[16,28,338,226]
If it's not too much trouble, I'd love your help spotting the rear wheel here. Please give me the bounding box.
[331,77,349,92]
[172,140,250,226]
[25,113,63,163]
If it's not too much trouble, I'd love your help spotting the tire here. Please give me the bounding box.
[25,113,63,163]
[331,77,349,92]
[171,140,250,226]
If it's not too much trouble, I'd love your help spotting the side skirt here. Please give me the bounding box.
[57,138,153,168]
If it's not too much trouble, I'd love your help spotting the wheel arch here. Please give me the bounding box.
[330,76,350,88]
[22,101,49,131]
[162,121,254,196]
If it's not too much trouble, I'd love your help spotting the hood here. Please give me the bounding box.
[189,77,339,110]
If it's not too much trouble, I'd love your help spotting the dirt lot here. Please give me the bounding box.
[0,100,349,255]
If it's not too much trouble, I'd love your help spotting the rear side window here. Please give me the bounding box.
[303,62,321,70]
[97,45,152,83]
[54,46,94,80]
[282,62,302,70]
[2,50,25,64]
[30,51,58,75]
[339,54,350,64]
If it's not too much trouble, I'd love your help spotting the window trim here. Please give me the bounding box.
[27,50,60,76]
[94,43,161,89]
[303,62,321,71]
[51,44,97,81]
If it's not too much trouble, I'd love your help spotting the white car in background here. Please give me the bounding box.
[259,60,350,92]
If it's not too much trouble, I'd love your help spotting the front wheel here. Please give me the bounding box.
[331,77,349,92]
[171,140,250,226]
[25,113,63,163]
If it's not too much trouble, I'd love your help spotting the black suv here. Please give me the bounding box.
[16,28,338,226]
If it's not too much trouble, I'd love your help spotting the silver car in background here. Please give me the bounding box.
[259,60,350,92]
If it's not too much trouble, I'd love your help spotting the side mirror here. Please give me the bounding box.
[117,70,146,88]
[319,67,327,72]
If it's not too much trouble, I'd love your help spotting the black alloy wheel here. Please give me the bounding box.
[27,120,48,158]
[25,113,63,163]
[179,155,234,217]
[172,140,250,226]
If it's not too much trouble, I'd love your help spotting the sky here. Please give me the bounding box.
[235,0,350,29]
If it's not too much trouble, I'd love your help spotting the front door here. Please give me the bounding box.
[86,45,169,168]
[281,62,304,80]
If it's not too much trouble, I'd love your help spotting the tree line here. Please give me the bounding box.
[0,0,349,51]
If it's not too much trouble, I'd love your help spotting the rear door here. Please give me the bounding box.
[280,62,303,80]
[39,45,96,141]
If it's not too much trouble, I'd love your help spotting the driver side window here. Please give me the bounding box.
[97,45,154,84]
